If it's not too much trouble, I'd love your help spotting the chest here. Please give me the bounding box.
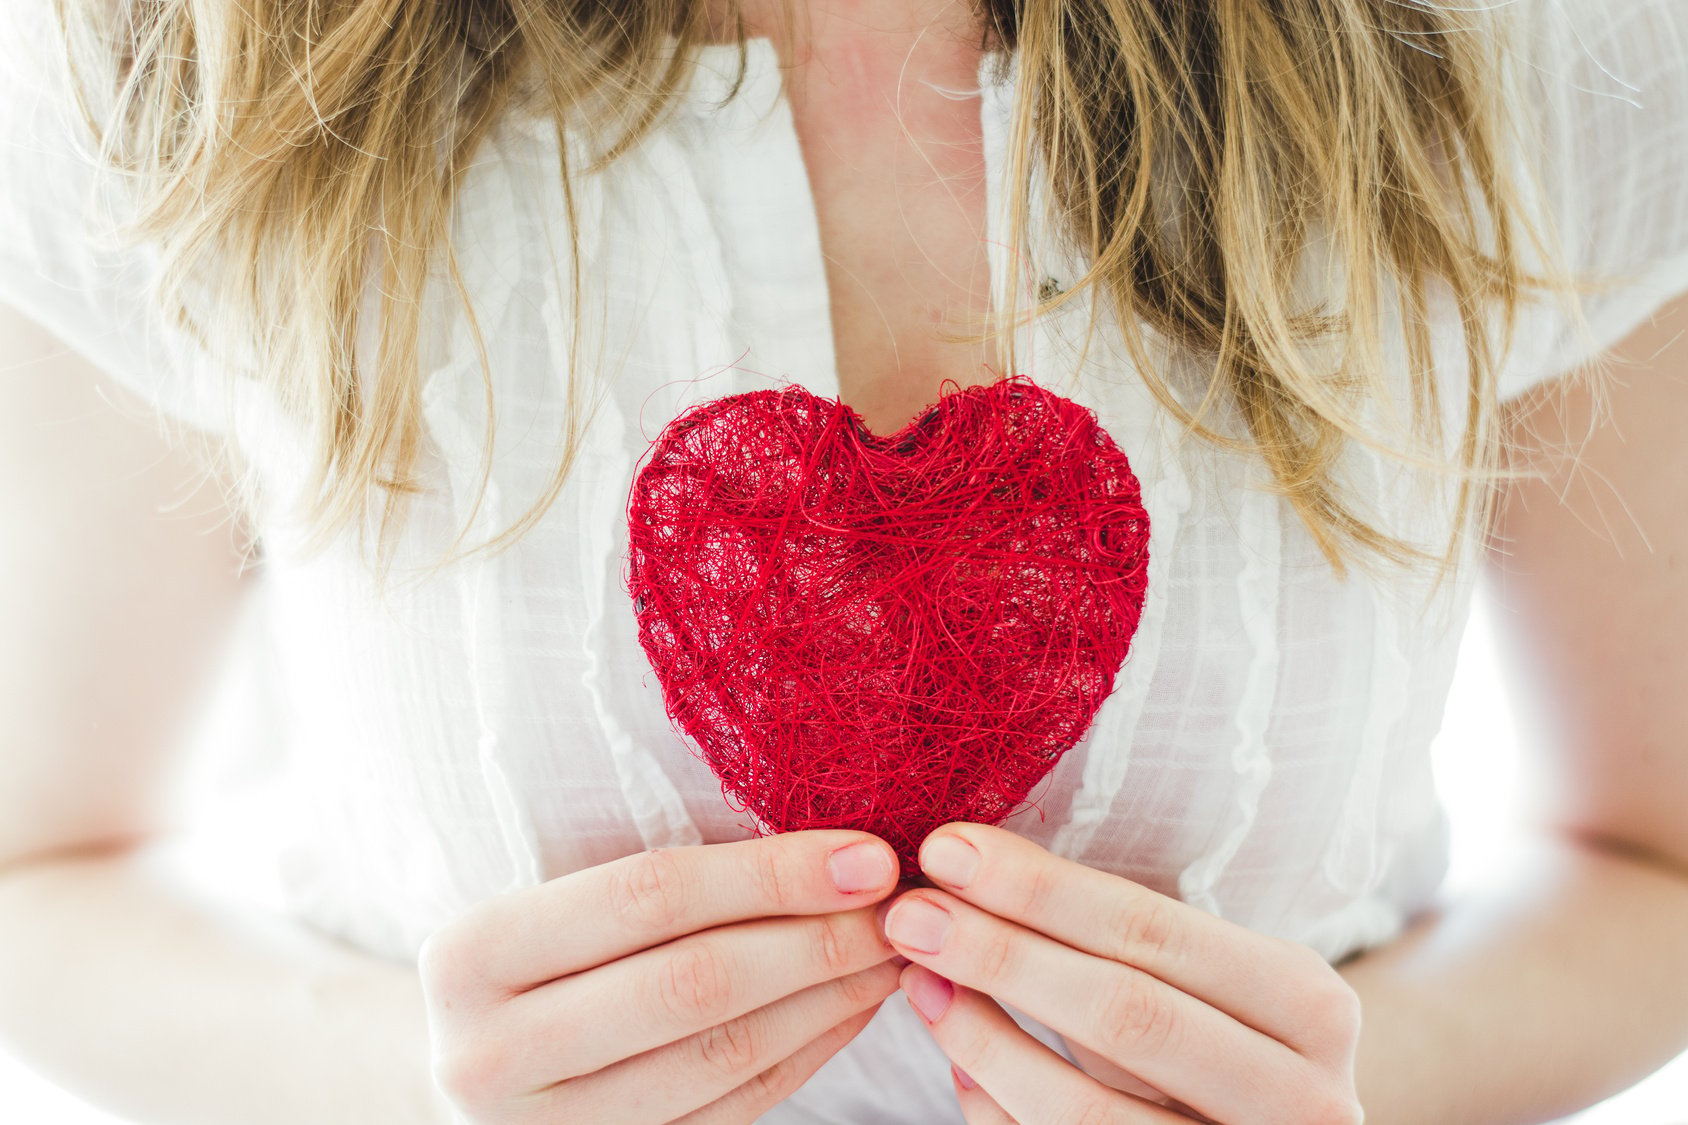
[246,38,1477,967]
[781,48,1005,434]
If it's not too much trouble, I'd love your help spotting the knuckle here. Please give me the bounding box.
[1094,968,1178,1060]
[751,843,799,911]
[1107,895,1181,967]
[740,1050,807,1111]
[1018,859,1060,921]
[743,1063,788,1108]
[607,849,689,937]
[1286,938,1345,985]
[811,912,856,977]
[695,1013,763,1078]
[1302,971,1364,1046]
[417,921,486,999]
[946,1009,997,1073]
[974,921,1021,985]
[656,941,735,1026]
[416,927,463,993]
[835,962,896,1009]
[432,1040,507,1110]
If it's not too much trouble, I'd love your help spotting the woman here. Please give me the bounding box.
[1,0,1685,1121]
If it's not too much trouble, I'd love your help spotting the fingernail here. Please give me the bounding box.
[903,965,955,1023]
[828,842,895,894]
[885,898,952,954]
[921,834,980,889]
[952,1065,977,1090]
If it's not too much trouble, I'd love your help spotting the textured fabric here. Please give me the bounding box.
[0,4,236,435]
[4,3,1688,1121]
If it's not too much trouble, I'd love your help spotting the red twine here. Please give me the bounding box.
[626,376,1150,875]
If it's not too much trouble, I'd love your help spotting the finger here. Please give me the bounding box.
[499,905,896,1081]
[952,1069,1016,1125]
[427,830,900,993]
[886,890,1318,1125]
[914,823,1344,1048]
[674,1004,883,1125]
[1065,1040,1194,1106]
[554,959,901,1122]
[901,964,1184,1124]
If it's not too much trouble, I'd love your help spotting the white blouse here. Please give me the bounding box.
[4,2,1688,1121]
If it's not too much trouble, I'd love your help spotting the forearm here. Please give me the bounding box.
[1340,830,1688,1124]
[0,841,446,1125]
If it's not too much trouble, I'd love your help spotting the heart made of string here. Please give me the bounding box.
[626,376,1150,872]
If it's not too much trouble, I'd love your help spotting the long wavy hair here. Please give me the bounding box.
[51,0,1577,580]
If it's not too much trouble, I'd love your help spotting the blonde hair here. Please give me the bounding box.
[53,0,1577,580]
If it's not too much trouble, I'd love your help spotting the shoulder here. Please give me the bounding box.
[1516,0,1688,136]
[0,0,235,437]
[1508,0,1688,253]
[1496,0,1688,395]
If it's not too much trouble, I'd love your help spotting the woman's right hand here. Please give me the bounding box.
[418,830,904,1123]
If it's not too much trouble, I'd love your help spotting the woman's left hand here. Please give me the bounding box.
[878,823,1364,1124]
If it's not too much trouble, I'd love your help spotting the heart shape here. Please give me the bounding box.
[626,376,1150,872]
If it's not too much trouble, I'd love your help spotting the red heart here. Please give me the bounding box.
[626,376,1150,873]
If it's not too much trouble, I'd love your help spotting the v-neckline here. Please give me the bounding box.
[678,34,1023,412]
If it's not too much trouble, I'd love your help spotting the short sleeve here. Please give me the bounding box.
[1498,0,1688,400]
[0,1,228,434]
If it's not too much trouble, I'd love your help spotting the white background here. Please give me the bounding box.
[2,597,1685,1122]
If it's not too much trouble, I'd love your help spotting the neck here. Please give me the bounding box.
[699,0,992,113]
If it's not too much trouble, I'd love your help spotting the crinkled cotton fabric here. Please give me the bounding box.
[4,2,1688,1121]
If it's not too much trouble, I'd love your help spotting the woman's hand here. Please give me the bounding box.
[419,830,904,1123]
[880,823,1363,1124]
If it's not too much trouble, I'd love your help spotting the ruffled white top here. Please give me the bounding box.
[4,2,1688,1120]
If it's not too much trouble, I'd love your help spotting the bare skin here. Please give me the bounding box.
[868,301,1688,1123]
[703,0,1006,434]
[3,3,1688,1124]
[1,8,1005,1123]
